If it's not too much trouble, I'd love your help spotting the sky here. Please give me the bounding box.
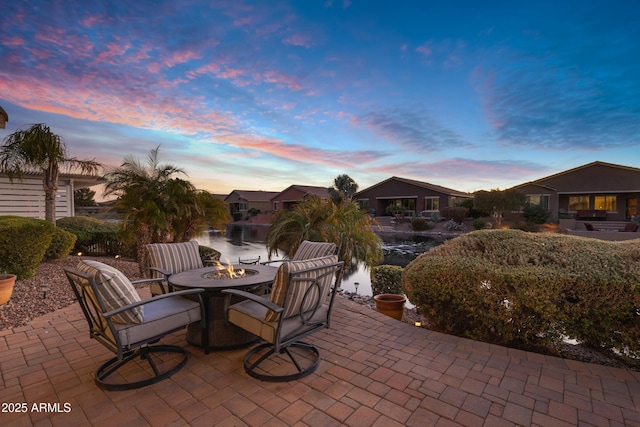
[1,0,639,199]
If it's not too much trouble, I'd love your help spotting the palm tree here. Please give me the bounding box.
[328,174,359,205]
[266,196,382,270]
[103,146,229,269]
[0,123,101,222]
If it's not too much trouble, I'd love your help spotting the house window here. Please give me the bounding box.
[357,199,369,210]
[274,201,279,211]
[239,202,248,211]
[525,194,550,210]
[423,197,439,211]
[594,195,616,212]
[568,196,589,211]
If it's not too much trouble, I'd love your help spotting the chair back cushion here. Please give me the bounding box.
[146,241,204,277]
[266,255,338,322]
[76,260,144,324]
[292,240,337,261]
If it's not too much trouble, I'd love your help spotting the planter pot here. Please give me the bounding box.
[0,274,17,305]
[373,293,406,321]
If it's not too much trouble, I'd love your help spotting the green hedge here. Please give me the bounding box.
[403,229,640,356]
[0,216,55,279]
[56,216,126,256]
[45,227,77,259]
[371,265,403,296]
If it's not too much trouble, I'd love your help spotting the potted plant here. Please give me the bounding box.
[0,273,17,305]
[371,265,406,320]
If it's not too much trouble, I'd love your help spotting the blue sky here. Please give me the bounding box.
[1,0,639,198]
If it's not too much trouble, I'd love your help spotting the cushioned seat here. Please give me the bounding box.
[224,255,343,382]
[65,259,205,390]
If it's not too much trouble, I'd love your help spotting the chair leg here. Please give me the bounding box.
[243,341,321,382]
[95,345,189,391]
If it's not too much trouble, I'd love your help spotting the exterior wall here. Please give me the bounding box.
[271,187,308,211]
[516,183,560,219]
[0,176,73,220]
[535,164,640,221]
[356,180,463,216]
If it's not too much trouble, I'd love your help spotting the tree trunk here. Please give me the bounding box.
[44,163,59,223]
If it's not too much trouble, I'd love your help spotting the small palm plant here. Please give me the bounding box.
[266,196,383,270]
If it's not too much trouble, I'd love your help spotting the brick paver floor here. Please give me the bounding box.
[1,294,640,426]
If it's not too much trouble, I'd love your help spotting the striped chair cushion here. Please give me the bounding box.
[266,255,338,322]
[292,240,337,261]
[146,241,204,277]
[77,260,143,324]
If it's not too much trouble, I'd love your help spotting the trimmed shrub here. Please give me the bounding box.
[440,206,469,223]
[472,218,486,230]
[522,203,551,224]
[45,227,77,259]
[403,229,640,356]
[0,216,55,279]
[57,216,123,255]
[411,218,434,231]
[445,219,466,231]
[371,265,403,296]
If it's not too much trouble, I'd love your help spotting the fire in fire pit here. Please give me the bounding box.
[203,260,257,280]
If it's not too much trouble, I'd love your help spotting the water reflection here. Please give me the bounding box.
[196,225,447,296]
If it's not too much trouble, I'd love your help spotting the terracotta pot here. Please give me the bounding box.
[373,293,406,320]
[0,273,17,305]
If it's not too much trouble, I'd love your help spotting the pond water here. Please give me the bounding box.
[196,225,448,296]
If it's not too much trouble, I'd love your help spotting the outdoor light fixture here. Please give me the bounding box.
[77,252,83,256]
[414,321,422,327]
[354,282,359,294]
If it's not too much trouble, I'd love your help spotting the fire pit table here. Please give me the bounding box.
[168,264,277,351]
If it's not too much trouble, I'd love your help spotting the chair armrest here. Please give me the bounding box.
[131,277,166,286]
[260,258,286,265]
[145,266,171,278]
[103,288,205,319]
[222,289,283,313]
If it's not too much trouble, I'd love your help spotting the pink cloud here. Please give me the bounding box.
[262,70,301,90]
[2,36,25,47]
[416,42,433,56]
[163,49,203,67]
[283,33,312,48]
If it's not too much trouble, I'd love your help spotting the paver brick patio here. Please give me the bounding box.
[2,293,640,426]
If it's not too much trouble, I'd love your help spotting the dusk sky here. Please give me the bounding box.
[1,1,639,199]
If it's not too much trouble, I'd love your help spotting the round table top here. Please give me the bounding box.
[168,264,277,290]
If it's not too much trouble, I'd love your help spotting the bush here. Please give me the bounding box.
[0,216,56,279]
[45,227,77,259]
[510,222,540,232]
[411,218,434,231]
[403,229,640,356]
[522,203,551,224]
[57,216,124,255]
[472,219,486,230]
[444,219,466,231]
[371,265,404,296]
[440,206,469,223]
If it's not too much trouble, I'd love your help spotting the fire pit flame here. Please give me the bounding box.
[214,259,246,279]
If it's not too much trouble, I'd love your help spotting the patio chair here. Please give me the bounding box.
[145,241,217,296]
[620,223,639,232]
[262,240,337,266]
[239,256,261,265]
[64,259,205,390]
[223,255,344,382]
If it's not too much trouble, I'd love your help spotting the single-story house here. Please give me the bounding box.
[270,185,330,211]
[354,176,472,216]
[225,190,279,217]
[512,161,640,221]
[0,172,103,220]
